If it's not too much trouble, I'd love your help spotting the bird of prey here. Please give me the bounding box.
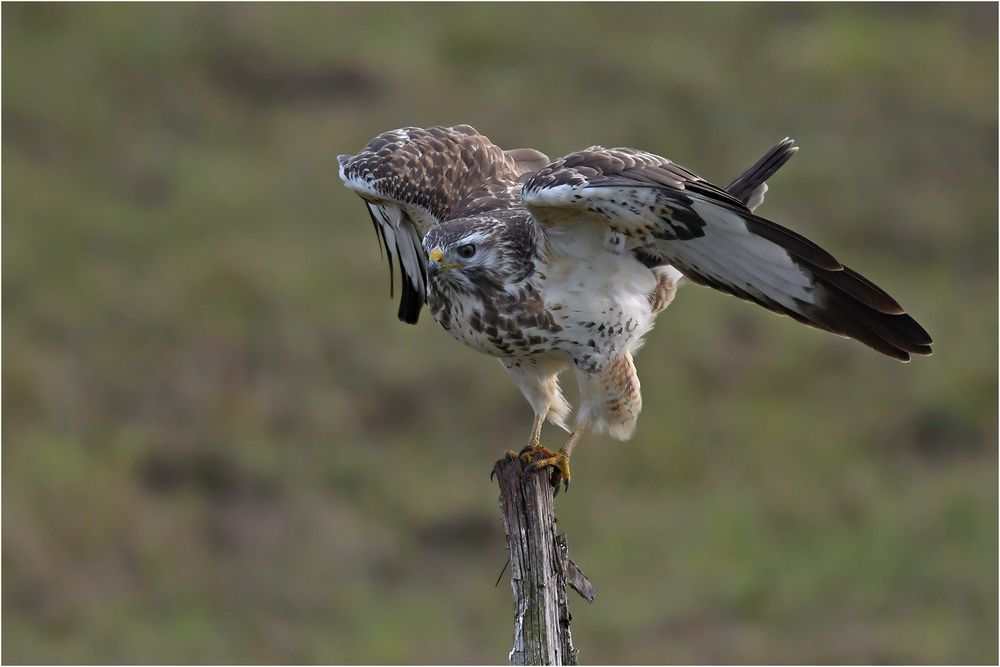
[338,125,931,490]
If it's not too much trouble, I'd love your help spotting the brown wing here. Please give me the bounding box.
[523,146,932,361]
[339,125,520,323]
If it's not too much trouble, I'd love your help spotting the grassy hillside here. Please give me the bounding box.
[3,3,997,663]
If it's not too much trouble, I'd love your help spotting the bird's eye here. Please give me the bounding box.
[457,244,477,259]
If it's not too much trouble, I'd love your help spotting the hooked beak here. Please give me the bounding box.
[426,247,444,279]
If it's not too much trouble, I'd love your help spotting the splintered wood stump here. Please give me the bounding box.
[493,454,595,666]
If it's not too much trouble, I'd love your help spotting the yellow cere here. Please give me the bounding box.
[429,248,444,263]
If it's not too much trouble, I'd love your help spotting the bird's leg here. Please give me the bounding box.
[530,424,585,493]
[529,413,544,448]
[495,415,550,481]
[518,414,558,462]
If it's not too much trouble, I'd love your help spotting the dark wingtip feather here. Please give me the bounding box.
[801,279,933,362]
[723,137,800,205]
[397,224,427,325]
[365,204,385,261]
[823,265,905,315]
[397,277,422,324]
[366,205,394,298]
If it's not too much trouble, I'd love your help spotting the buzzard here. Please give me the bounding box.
[339,125,931,490]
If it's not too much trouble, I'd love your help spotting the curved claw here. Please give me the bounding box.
[530,450,571,493]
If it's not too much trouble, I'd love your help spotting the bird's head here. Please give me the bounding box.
[423,215,537,291]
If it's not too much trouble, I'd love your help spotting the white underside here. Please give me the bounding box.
[503,220,661,440]
[542,219,658,345]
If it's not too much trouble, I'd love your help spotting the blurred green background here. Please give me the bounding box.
[3,3,997,664]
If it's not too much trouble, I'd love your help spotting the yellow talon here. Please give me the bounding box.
[529,450,572,493]
[519,443,558,464]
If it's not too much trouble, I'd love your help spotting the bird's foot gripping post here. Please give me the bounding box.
[515,444,572,493]
[492,451,595,666]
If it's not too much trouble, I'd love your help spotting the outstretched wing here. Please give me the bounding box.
[339,125,520,323]
[523,146,932,361]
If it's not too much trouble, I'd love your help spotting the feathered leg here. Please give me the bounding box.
[530,353,642,492]
[499,358,570,460]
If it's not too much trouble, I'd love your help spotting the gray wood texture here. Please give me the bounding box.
[493,454,594,665]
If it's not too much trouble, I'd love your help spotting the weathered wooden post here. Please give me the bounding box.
[493,453,595,665]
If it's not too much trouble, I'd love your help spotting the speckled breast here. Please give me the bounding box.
[426,280,564,359]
